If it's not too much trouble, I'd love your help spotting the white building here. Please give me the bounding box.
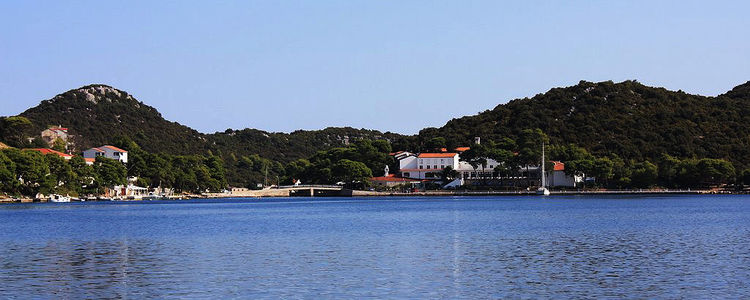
[83,145,128,163]
[398,152,460,180]
[547,161,584,188]
[395,149,582,188]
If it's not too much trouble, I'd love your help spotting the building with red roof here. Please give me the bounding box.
[83,145,128,163]
[26,148,73,160]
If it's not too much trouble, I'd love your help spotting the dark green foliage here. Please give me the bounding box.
[0,116,32,147]
[94,157,127,189]
[284,139,393,186]
[630,161,658,188]
[331,159,373,188]
[3,80,749,191]
[9,85,409,187]
[421,80,750,170]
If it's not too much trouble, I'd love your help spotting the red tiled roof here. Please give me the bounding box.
[439,147,470,152]
[551,161,565,171]
[88,147,105,152]
[84,158,95,163]
[101,145,127,153]
[27,148,73,158]
[418,153,457,158]
[47,127,68,131]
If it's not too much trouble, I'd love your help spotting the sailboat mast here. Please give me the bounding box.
[541,142,546,187]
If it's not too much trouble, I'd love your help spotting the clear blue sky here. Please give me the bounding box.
[1,1,749,134]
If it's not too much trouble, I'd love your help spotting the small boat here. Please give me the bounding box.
[536,187,550,196]
[49,194,71,203]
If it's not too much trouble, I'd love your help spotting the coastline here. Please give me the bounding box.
[1,189,739,204]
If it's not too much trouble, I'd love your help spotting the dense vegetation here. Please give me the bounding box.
[0,145,226,198]
[0,85,408,188]
[419,80,750,170]
[2,80,749,191]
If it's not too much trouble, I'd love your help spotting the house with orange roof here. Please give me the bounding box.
[83,145,128,163]
[26,148,73,160]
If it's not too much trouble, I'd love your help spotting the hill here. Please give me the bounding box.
[17,85,210,154]
[420,80,750,169]
[3,84,408,163]
[3,80,750,187]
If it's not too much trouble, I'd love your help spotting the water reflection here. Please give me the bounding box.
[0,196,749,298]
[0,239,177,298]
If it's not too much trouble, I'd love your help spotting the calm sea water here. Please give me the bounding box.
[1,195,749,299]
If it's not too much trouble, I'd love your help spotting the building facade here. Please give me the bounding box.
[83,145,128,163]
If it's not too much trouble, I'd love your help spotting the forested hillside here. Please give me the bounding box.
[2,80,750,189]
[420,80,750,169]
[0,85,409,187]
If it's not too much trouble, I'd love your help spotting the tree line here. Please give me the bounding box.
[0,137,227,198]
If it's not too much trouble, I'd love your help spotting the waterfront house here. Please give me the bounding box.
[41,126,69,148]
[83,145,128,163]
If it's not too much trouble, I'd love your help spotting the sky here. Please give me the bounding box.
[1,1,749,134]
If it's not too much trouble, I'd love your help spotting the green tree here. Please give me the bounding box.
[630,161,658,188]
[5,149,49,196]
[0,116,32,147]
[41,154,76,195]
[94,157,127,190]
[70,156,97,195]
[0,150,19,195]
[51,138,67,152]
[696,158,735,186]
[331,159,372,188]
[424,137,447,152]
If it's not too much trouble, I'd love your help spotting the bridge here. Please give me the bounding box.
[275,185,347,197]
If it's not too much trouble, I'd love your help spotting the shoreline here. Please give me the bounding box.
[0,189,740,204]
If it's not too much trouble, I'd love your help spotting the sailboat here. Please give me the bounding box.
[536,142,550,196]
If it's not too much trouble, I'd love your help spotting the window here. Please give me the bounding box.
[420,165,424,169]
[434,165,438,169]
[403,172,410,178]
[440,165,444,169]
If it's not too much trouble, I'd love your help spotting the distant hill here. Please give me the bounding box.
[9,84,408,163]
[18,85,210,154]
[420,80,750,168]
